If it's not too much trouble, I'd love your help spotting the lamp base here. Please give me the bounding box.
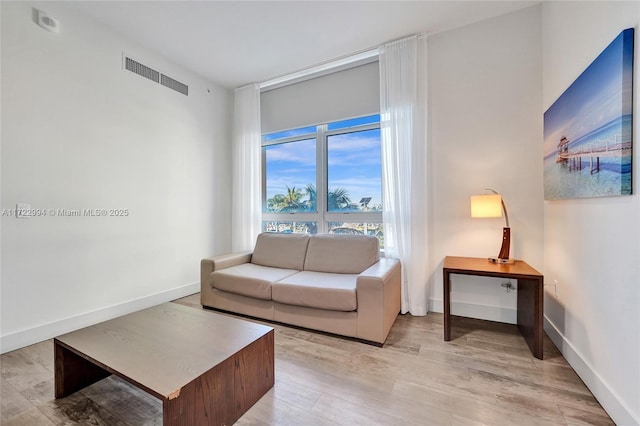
[488,257,515,265]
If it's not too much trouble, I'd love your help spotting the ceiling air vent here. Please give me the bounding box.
[123,55,189,96]
[161,74,189,96]
[125,57,159,83]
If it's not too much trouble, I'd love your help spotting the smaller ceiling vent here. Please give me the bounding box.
[123,55,188,96]
[161,74,189,96]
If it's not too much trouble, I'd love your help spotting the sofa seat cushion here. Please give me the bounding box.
[272,271,358,312]
[211,263,298,300]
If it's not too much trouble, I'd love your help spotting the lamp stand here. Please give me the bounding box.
[489,227,514,264]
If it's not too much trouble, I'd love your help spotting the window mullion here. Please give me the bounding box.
[317,124,328,234]
[325,122,379,137]
[261,148,267,211]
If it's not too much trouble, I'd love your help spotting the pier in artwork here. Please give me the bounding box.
[556,134,632,174]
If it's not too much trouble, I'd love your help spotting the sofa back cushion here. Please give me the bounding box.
[304,234,379,274]
[251,232,310,270]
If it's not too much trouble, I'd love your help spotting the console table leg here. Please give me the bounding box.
[443,270,451,341]
[516,278,543,359]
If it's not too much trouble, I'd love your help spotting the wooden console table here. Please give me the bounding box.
[443,256,544,359]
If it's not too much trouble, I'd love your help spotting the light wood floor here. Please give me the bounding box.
[1,293,613,425]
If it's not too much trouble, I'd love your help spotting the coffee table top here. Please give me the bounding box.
[55,303,273,400]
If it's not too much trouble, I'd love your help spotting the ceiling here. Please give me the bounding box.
[66,1,538,89]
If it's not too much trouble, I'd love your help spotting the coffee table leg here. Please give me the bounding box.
[163,330,274,426]
[54,339,111,398]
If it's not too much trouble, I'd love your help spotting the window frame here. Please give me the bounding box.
[261,116,382,235]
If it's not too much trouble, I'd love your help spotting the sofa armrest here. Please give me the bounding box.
[200,252,252,289]
[356,257,401,344]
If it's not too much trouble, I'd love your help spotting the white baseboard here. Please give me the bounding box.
[544,316,639,426]
[428,298,517,324]
[0,282,200,354]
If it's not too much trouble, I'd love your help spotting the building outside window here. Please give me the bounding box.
[262,114,383,247]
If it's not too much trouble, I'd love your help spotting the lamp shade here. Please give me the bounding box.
[470,194,503,218]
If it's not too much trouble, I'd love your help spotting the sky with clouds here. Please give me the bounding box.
[264,127,382,209]
[543,28,634,157]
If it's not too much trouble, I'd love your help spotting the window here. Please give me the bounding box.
[327,128,382,212]
[263,138,316,213]
[262,115,383,247]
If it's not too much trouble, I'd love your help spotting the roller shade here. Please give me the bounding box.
[260,61,380,134]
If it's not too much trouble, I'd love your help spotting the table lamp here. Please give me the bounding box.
[470,189,514,264]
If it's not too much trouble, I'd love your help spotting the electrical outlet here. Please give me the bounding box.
[501,281,515,292]
[544,280,559,298]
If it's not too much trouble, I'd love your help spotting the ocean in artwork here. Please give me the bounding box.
[543,28,634,200]
[543,115,632,200]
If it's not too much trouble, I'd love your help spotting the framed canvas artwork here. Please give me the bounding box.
[544,28,634,200]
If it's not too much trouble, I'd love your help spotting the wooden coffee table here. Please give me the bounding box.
[54,302,274,425]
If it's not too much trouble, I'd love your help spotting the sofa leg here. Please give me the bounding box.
[359,339,384,348]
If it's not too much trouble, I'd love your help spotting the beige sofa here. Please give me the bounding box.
[201,232,401,344]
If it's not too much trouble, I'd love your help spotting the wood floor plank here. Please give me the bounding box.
[310,393,405,426]
[451,395,567,426]
[270,375,323,411]
[469,368,607,415]
[20,340,55,373]
[387,380,454,425]
[37,392,128,425]
[418,330,538,370]
[452,414,488,426]
[391,379,454,413]
[80,375,162,425]
[418,342,590,396]
[465,334,536,358]
[0,376,34,423]
[1,407,56,426]
[236,388,334,426]
[170,293,201,309]
[18,377,54,405]
[558,403,616,426]
[275,355,394,405]
[275,334,397,395]
[1,349,52,392]
[0,292,614,425]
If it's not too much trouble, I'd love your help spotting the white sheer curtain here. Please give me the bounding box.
[379,35,429,315]
[231,83,262,252]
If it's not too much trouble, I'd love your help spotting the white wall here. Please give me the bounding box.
[542,2,639,424]
[428,6,543,323]
[0,1,232,353]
